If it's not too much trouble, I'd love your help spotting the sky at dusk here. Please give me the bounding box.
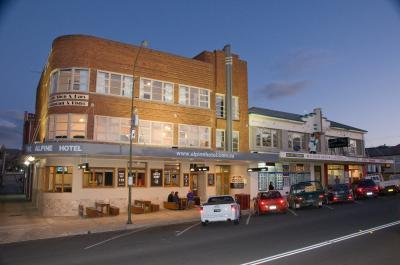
[0,0,399,149]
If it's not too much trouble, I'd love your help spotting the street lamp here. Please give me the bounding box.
[127,40,148,225]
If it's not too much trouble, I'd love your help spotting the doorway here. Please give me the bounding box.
[314,165,322,184]
[216,165,230,195]
[190,173,206,200]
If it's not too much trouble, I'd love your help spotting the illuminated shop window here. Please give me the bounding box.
[139,78,174,103]
[44,166,73,193]
[96,71,133,97]
[83,168,114,188]
[94,116,130,143]
[179,85,210,108]
[50,68,89,94]
[47,114,87,140]
[164,164,180,187]
[179,124,210,148]
[138,120,173,146]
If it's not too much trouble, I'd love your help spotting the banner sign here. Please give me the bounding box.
[49,93,89,108]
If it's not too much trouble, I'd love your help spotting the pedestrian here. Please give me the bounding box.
[186,189,194,208]
[167,191,174,202]
[335,176,340,185]
[268,181,274,191]
[173,191,181,209]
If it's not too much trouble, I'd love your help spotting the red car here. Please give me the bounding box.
[352,179,379,199]
[254,191,288,215]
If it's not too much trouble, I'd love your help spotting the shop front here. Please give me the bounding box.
[24,142,279,216]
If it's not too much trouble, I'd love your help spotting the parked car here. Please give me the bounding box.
[254,190,288,215]
[200,195,240,226]
[351,179,379,199]
[287,181,325,209]
[365,174,398,195]
[389,174,400,192]
[325,184,354,204]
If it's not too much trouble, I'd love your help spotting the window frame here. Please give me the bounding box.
[164,163,180,187]
[95,70,133,98]
[82,168,115,188]
[255,127,279,148]
[215,94,239,120]
[288,131,306,151]
[138,120,174,146]
[44,166,73,193]
[216,129,239,152]
[94,115,131,143]
[179,84,210,109]
[178,124,211,148]
[49,68,90,94]
[139,77,174,103]
[47,113,87,140]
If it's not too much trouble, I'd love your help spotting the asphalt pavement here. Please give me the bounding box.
[1,195,399,265]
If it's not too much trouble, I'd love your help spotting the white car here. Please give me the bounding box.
[366,174,399,194]
[200,195,240,226]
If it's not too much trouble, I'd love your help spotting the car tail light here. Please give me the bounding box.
[260,201,266,206]
[348,195,353,200]
[231,205,236,212]
[333,196,338,201]
[296,196,303,201]
[374,186,379,192]
[357,188,363,193]
[200,207,203,214]
[279,199,285,204]
[319,194,324,199]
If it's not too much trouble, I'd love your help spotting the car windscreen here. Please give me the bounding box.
[260,191,281,199]
[292,182,322,194]
[207,196,234,204]
[358,180,376,187]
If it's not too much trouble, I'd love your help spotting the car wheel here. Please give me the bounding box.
[201,221,207,226]
[234,218,240,225]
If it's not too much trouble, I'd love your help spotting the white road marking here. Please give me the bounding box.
[246,213,251,225]
[84,227,149,250]
[176,222,200,237]
[354,200,363,205]
[323,205,334,210]
[240,219,400,265]
[287,209,298,216]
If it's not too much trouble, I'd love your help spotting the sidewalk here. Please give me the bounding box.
[0,199,200,245]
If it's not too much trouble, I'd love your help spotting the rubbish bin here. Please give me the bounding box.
[235,194,250,210]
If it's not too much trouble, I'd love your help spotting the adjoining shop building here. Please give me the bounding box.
[247,107,393,197]
[23,35,279,216]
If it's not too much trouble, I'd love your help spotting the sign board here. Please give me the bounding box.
[49,93,89,108]
[150,169,163,187]
[230,175,244,189]
[183,173,189,187]
[118,168,126,187]
[328,137,349,148]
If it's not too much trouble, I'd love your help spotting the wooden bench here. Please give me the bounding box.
[109,206,120,216]
[163,201,179,210]
[86,207,102,218]
[131,206,145,214]
[151,204,160,212]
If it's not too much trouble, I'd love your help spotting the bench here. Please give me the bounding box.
[86,207,102,218]
[151,204,160,212]
[163,201,179,210]
[109,206,120,216]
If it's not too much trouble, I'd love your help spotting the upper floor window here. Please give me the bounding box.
[96,71,133,97]
[47,114,87,140]
[179,124,210,148]
[216,129,239,152]
[94,116,130,143]
[255,127,279,148]
[179,85,210,108]
[138,120,173,146]
[288,132,306,151]
[50,68,89,94]
[215,94,239,120]
[140,78,174,103]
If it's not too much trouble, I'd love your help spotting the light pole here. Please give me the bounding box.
[127,40,148,225]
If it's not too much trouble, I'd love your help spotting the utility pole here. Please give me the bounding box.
[224,45,233,152]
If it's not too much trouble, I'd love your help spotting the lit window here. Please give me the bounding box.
[96,71,133,97]
[138,120,173,146]
[139,78,174,103]
[179,124,210,148]
[50,68,89,94]
[164,164,180,187]
[94,116,130,142]
[47,114,87,140]
[83,168,114,188]
[44,166,73,193]
[179,85,209,108]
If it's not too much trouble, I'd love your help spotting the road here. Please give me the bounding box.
[1,195,399,265]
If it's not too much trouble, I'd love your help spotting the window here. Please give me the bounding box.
[215,94,239,120]
[44,166,73,192]
[83,168,114,188]
[94,116,130,142]
[138,120,173,146]
[50,68,89,94]
[164,164,180,187]
[128,162,146,187]
[179,85,210,108]
[47,114,87,140]
[139,78,174,103]
[96,71,133,97]
[288,132,306,151]
[255,127,279,148]
[348,139,357,155]
[179,124,210,148]
[216,130,239,151]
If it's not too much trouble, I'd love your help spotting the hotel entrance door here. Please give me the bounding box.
[216,172,230,195]
[190,173,206,200]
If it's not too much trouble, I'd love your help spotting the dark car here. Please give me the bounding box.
[325,184,354,204]
[254,191,288,215]
[352,179,379,199]
[287,181,325,209]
